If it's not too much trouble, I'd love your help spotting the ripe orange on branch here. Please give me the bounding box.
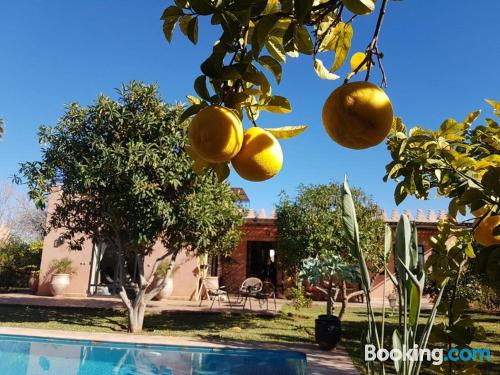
[322,81,393,149]
[473,216,500,247]
[231,127,283,182]
[188,106,243,163]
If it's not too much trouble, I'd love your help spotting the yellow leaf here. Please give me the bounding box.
[330,22,353,72]
[485,99,500,111]
[350,51,369,72]
[485,98,500,116]
[314,58,340,80]
[465,244,476,258]
[264,125,308,139]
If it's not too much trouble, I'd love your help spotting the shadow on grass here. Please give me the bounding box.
[0,304,128,332]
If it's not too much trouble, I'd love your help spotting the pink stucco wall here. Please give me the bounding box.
[38,189,199,299]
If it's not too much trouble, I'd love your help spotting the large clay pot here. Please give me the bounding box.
[28,272,39,293]
[156,278,174,300]
[50,274,70,296]
[315,315,342,350]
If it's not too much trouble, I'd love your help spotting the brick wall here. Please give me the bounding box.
[221,218,278,293]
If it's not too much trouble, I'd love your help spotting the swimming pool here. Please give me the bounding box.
[0,334,307,374]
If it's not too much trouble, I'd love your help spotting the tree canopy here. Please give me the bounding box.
[18,82,244,332]
[276,181,385,273]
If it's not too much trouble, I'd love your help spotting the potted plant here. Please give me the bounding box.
[49,257,75,296]
[301,252,357,350]
[154,260,174,300]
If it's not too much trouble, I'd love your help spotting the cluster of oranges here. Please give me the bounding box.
[187,81,394,181]
[188,106,283,182]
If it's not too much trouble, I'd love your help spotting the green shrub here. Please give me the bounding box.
[0,238,43,288]
[286,285,312,310]
[49,257,75,274]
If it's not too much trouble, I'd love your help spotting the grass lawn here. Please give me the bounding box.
[0,304,497,374]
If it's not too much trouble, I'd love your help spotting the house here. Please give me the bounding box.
[36,188,445,301]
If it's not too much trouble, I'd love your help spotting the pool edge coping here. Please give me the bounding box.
[0,326,358,375]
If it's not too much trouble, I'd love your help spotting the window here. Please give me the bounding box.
[208,255,218,277]
[418,245,425,267]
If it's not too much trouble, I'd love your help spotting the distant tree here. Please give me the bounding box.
[0,117,4,139]
[0,182,46,242]
[276,182,384,316]
[18,82,244,333]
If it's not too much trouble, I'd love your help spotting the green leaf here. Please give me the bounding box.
[252,14,280,58]
[392,329,402,373]
[294,0,313,23]
[399,259,423,326]
[214,163,230,182]
[189,0,214,15]
[258,96,292,113]
[258,55,282,84]
[194,75,210,101]
[179,103,207,122]
[187,16,199,44]
[162,15,180,43]
[314,58,340,80]
[244,70,271,96]
[384,225,392,264]
[200,48,225,78]
[179,15,192,36]
[394,181,407,205]
[263,125,307,139]
[294,24,314,55]
[341,178,371,292]
[395,214,411,284]
[331,22,353,72]
[282,22,296,52]
[265,36,286,63]
[161,6,183,20]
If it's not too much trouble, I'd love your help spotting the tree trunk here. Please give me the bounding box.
[326,276,334,316]
[128,300,147,333]
[339,280,348,320]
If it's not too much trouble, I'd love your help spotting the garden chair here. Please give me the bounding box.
[198,280,232,310]
[237,277,263,310]
[255,281,277,312]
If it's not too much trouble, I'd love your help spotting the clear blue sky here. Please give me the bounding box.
[1,1,499,216]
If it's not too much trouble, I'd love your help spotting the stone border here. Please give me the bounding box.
[0,326,358,374]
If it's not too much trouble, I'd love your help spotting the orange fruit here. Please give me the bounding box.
[471,205,491,217]
[473,216,500,247]
[322,81,393,149]
[231,127,283,182]
[188,106,243,163]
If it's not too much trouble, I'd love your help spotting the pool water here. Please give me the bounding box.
[0,334,307,375]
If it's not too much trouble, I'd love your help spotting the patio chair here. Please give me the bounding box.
[198,280,232,310]
[255,281,277,312]
[237,277,263,310]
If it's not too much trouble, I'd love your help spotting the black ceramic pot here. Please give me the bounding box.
[315,314,341,350]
